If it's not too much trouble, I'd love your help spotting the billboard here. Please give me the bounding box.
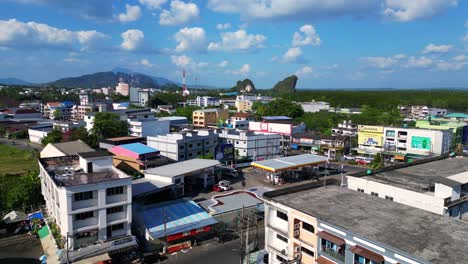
[411,136,431,150]
[249,122,292,136]
[358,125,384,133]
[215,143,235,161]
[358,132,383,146]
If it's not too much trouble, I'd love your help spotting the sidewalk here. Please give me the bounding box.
[38,226,60,264]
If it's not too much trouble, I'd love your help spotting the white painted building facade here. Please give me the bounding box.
[216,129,281,160]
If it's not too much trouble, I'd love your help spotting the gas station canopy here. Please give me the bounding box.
[251,154,328,172]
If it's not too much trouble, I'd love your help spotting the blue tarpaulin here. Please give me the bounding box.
[28,211,44,221]
[144,199,218,239]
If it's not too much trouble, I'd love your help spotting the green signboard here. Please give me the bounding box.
[411,136,431,150]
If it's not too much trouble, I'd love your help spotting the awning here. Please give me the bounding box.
[316,256,336,264]
[349,245,385,263]
[3,210,27,224]
[394,155,405,161]
[317,231,345,246]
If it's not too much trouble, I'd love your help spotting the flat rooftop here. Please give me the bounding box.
[40,155,128,187]
[359,157,468,192]
[267,185,468,264]
[251,154,327,172]
[145,159,220,178]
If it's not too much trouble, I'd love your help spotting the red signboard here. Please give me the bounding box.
[166,226,212,242]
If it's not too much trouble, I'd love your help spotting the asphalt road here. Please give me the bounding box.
[0,138,43,151]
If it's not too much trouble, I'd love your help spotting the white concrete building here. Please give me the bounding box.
[298,100,330,113]
[216,129,281,160]
[147,130,218,162]
[331,120,358,136]
[40,140,95,158]
[138,89,151,107]
[38,150,136,262]
[228,112,255,130]
[383,127,452,156]
[411,106,447,119]
[196,96,220,108]
[28,124,53,144]
[115,82,129,96]
[346,157,468,219]
[235,95,273,112]
[85,109,160,133]
[127,115,169,138]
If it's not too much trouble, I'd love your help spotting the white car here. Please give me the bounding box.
[343,155,356,161]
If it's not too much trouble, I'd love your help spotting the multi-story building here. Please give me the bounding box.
[127,114,170,138]
[19,101,42,112]
[298,100,330,113]
[347,157,468,218]
[43,102,74,120]
[227,112,255,130]
[263,183,468,264]
[38,150,136,262]
[28,124,53,144]
[147,130,218,162]
[235,95,273,112]
[415,119,467,147]
[356,125,452,158]
[138,89,151,107]
[196,96,220,108]
[292,133,351,160]
[331,120,357,137]
[192,109,229,128]
[53,120,85,132]
[115,82,129,96]
[411,105,447,119]
[85,109,161,132]
[216,129,281,160]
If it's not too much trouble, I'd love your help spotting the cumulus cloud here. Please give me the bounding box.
[453,54,466,62]
[218,60,229,68]
[10,0,114,20]
[118,4,142,22]
[382,0,458,22]
[160,0,199,25]
[174,27,206,52]
[406,56,433,68]
[235,64,251,75]
[208,30,266,52]
[216,23,231,30]
[361,54,406,69]
[436,60,466,71]
[139,0,167,9]
[121,29,144,51]
[171,54,192,67]
[140,58,154,67]
[292,24,321,47]
[422,43,452,54]
[0,19,108,50]
[295,66,314,77]
[282,47,303,63]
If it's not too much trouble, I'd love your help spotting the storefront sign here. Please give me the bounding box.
[411,136,431,150]
[358,125,384,133]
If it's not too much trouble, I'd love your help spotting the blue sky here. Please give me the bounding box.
[0,0,467,89]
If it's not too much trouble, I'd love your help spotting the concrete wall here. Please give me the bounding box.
[40,144,65,158]
[347,176,446,215]
[28,129,50,144]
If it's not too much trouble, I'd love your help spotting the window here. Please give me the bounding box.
[110,223,124,231]
[236,141,239,145]
[302,222,315,233]
[107,206,123,214]
[75,211,93,220]
[189,153,193,157]
[197,143,201,146]
[357,188,364,193]
[74,191,93,201]
[197,151,201,155]
[301,246,314,257]
[179,154,185,159]
[276,234,288,243]
[276,211,288,221]
[179,145,185,149]
[107,186,124,196]
[189,144,193,148]
[371,192,379,197]
[385,195,394,201]
[276,255,286,263]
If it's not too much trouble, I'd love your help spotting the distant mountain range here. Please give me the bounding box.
[0,67,217,89]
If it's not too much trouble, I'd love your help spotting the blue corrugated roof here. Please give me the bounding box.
[144,199,218,239]
[119,143,159,155]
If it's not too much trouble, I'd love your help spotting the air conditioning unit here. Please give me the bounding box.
[294,223,300,230]
[294,230,300,238]
[294,246,301,253]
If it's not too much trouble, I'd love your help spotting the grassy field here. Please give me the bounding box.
[0,144,38,176]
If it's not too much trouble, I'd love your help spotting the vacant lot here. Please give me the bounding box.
[0,144,38,176]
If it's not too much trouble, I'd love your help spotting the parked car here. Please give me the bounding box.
[343,155,356,161]
[215,166,239,178]
[212,180,232,192]
[356,156,373,165]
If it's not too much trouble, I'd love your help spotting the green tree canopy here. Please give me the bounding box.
[175,106,201,121]
[255,99,304,119]
[91,112,128,139]
[70,127,99,148]
[41,129,63,145]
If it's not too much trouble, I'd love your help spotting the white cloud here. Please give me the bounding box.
[362,56,398,69]
[118,4,142,22]
[216,23,231,30]
[295,66,314,77]
[121,29,144,51]
[292,24,321,47]
[140,58,154,67]
[382,0,458,22]
[218,60,229,68]
[348,71,366,81]
[393,54,406,59]
[237,64,251,75]
[422,43,452,54]
[406,56,433,68]
[197,62,209,68]
[160,0,199,25]
[207,0,378,21]
[0,19,108,50]
[436,60,466,71]
[174,27,206,52]
[282,47,303,63]
[208,30,266,52]
[171,54,192,67]
[63,57,81,63]
[139,0,167,9]
[453,54,466,62]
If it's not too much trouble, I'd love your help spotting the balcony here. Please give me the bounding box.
[107,211,127,223]
[321,246,345,263]
[72,199,98,211]
[106,193,128,205]
[73,217,98,230]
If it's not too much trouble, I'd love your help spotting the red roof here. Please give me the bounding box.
[47,102,62,107]
[232,112,253,118]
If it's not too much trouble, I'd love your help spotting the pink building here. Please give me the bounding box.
[116,82,129,96]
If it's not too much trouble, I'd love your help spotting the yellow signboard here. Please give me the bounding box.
[358,132,383,146]
[358,125,384,133]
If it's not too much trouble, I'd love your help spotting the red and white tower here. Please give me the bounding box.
[182,69,190,97]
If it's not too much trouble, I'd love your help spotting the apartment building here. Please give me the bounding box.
[147,130,218,162]
[127,113,170,138]
[85,109,159,132]
[410,105,447,119]
[196,96,220,107]
[216,129,281,160]
[298,100,330,113]
[415,120,467,147]
[227,112,255,130]
[192,109,229,128]
[263,183,468,264]
[331,120,357,137]
[116,82,129,96]
[346,157,468,218]
[235,95,273,112]
[38,150,136,262]
[43,101,74,120]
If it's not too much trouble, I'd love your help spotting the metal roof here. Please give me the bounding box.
[118,143,158,155]
[145,159,220,178]
[51,140,94,155]
[144,199,218,239]
[208,192,263,214]
[251,154,327,172]
[132,178,173,197]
